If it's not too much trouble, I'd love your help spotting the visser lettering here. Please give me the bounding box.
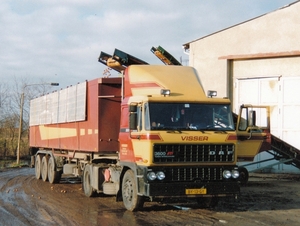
[181,136,209,141]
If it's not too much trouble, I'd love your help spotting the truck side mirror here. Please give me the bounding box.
[249,110,256,127]
[247,110,262,139]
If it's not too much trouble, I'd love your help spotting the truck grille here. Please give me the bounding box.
[153,144,234,163]
[165,167,223,182]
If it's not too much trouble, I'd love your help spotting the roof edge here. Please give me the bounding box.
[182,1,300,50]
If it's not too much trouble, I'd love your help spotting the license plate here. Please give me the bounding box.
[185,188,207,195]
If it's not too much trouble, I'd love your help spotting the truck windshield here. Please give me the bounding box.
[145,103,234,131]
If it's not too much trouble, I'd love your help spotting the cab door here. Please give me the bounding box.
[235,105,271,162]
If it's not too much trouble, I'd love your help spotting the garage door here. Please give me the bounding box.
[235,77,300,173]
[235,77,280,137]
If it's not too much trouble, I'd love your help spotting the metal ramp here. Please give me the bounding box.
[269,134,300,169]
[151,46,182,65]
[244,134,300,173]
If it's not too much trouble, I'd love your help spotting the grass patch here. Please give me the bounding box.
[0,159,30,169]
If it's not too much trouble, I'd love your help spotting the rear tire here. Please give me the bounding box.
[41,156,49,182]
[35,155,42,180]
[122,169,144,211]
[48,156,61,184]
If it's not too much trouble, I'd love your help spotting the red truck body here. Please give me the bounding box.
[30,78,122,153]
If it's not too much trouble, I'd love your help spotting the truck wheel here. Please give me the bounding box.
[197,197,219,208]
[35,155,42,180]
[48,156,61,184]
[238,166,249,185]
[41,156,49,182]
[122,169,144,211]
[83,165,96,197]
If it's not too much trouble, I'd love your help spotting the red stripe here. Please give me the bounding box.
[139,134,162,140]
[238,135,266,140]
[227,134,267,141]
[226,135,237,141]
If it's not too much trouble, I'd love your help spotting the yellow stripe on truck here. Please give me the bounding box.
[39,125,77,140]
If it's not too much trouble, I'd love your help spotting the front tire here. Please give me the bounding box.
[197,197,219,208]
[238,166,249,185]
[122,169,144,211]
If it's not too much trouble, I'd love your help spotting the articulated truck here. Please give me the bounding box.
[29,49,270,211]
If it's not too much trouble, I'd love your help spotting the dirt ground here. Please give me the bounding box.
[1,167,300,226]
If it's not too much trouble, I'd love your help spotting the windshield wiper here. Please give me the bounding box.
[199,125,233,133]
[167,130,182,134]
[165,127,183,133]
[214,130,227,134]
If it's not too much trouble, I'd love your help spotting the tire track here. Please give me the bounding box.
[1,168,300,225]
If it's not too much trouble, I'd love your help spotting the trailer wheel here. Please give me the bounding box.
[238,166,249,185]
[48,156,61,184]
[122,169,144,211]
[83,165,96,197]
[41,156,49,182]
[35,155,42,180]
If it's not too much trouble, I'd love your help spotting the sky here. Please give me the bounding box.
[0,0,296,89]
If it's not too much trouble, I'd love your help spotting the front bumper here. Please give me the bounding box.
[140,180,240,198]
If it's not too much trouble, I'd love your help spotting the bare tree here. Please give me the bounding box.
[0,76,58,160]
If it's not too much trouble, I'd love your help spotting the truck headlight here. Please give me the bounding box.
[156,171,165,180]
[161,89,171,96]
[231,169,239,179]
[223,170,232,179]
[207,90,217,98]
[147,172,157,181]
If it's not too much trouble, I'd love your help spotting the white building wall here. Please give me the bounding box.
[187,2,300,97]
